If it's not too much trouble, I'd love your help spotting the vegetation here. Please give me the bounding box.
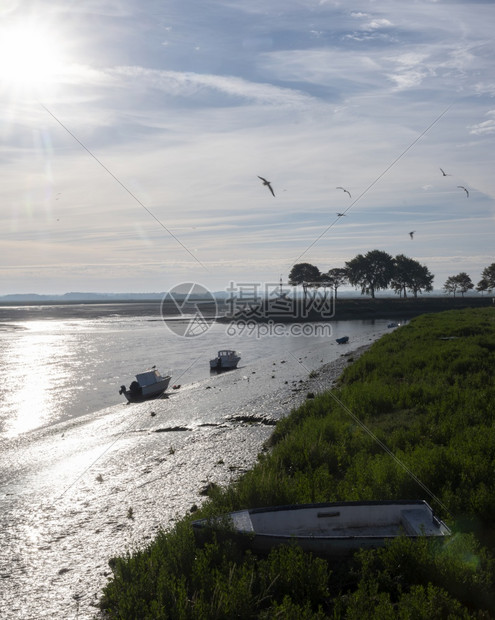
[346,250,396,298]
[289,255,493,300]
[288,263,322,301]
[289,250,440,299]
[477,263,495,295]
[100,308,495,618]
[390,254,434,298]
[321,267,348,299]
[444,272,475,298]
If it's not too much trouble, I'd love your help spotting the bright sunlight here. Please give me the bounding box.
[0,19,66,90]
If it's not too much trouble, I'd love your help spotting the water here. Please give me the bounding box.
[0,305,393,438]
[0,304,394,618]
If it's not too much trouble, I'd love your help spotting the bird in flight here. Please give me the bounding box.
[336,186,351,198]
[439,168,451,177]
[336,213,346,217]
[457,186,469,197]
[409,231,415,239]
[258,176,275,197]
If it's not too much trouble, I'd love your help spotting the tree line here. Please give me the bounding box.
[288,250,495,299]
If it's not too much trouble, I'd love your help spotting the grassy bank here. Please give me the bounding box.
[100,308,495,618]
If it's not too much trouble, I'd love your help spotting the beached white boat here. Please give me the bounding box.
[192,500,450,558]
[209,349,241,370]
[119,368,171,402]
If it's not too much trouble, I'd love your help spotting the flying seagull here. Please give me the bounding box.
[457,185,469,197]
[258,176,275,197]
[336,186,351,198]
[409,231,415,239]
[440,168,451,177]
[336,213,346,217]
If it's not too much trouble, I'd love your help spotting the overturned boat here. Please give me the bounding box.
[192,500,450,558]
[119,367,171,402]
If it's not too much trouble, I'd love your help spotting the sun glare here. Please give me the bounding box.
[0,20,66,90]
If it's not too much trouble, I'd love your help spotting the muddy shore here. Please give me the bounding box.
[0,341,373,619]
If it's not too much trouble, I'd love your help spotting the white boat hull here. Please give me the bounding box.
[192,500,450,558]
[119,370,171,402]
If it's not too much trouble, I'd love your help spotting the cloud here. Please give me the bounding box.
[362,18,393,31]
[111,66,317,108]
[469,110,495,135]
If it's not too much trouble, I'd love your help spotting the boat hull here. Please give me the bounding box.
[192,500,450,558]
[120,376,171,402]
[209,350,240,370]
[209,359,239,369]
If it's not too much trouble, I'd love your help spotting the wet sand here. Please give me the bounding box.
[0,341,373,619]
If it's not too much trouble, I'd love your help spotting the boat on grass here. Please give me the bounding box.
[209,349,241,370]
[192,500,450,558]
[119,367,171,402]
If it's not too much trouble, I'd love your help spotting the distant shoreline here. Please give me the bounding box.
[218,296,494,323]
[0,296,492,323]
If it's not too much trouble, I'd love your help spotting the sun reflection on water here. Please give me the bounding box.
[1,321,75,437]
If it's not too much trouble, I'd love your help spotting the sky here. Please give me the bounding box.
[1,0,494,295]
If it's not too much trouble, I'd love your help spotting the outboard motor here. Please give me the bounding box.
[119,385,126,395]
[130,380,141,395]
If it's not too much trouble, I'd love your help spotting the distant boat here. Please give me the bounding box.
[210,350,241,370]
[119,368,171,402]
[192,500,450,558]
[387,322,399,328]
[336,336,349,344]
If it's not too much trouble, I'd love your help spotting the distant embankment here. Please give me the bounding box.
[217,296,494,323]
[330,296,493,321]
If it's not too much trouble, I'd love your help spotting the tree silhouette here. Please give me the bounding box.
[321,267,348,300]
[480,263,495,291]
[288,263,321,301]
[346,250,394,298]
[391,255,434,298]
[476,277,491,295]
[456,272,474,297]
[444,272,474,298]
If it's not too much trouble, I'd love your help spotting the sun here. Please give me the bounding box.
[0,19,66,90]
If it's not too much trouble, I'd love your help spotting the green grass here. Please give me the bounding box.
[100,308,495,618]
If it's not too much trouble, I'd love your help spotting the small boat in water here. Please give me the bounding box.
[119,367,171,402]
[336,336,349,344]
[192,500,450,558]
[209,349,241,370]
